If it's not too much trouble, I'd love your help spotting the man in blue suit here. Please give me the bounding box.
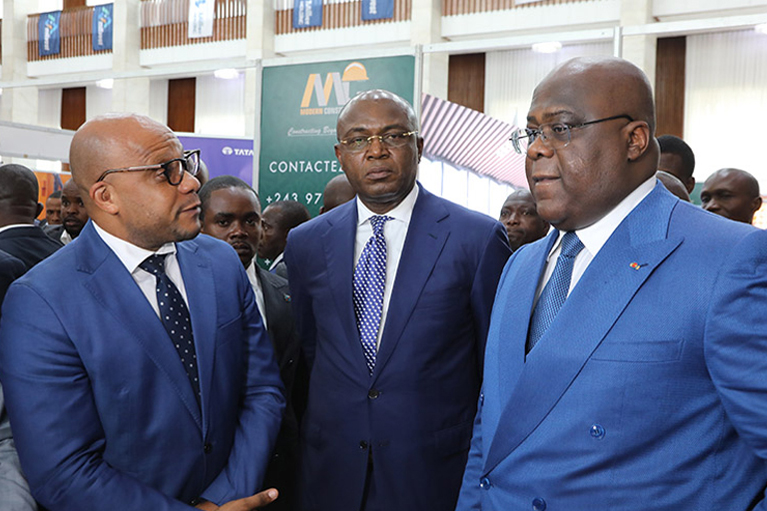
[0,114,285,511]
[284,90,511,511]
[456,57,767,510]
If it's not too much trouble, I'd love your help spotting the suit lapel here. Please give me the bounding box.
[373,187,449,381]
[76,224,203,428]
[484,185,683,474]
[321,203,369,377]
[177,240,214,433]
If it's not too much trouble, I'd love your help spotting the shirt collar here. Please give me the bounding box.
[355,182,419,227]
[0,224,35,234]
[92,221,177,274]
[548,176,656,260]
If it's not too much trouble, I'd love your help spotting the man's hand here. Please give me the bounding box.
[195,489,279,510]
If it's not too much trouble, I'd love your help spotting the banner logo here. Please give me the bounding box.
[300,62,369,116]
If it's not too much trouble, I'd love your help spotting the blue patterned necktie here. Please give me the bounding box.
[527,231,585,353]
[353,215,392,374]
[140,254,201,404]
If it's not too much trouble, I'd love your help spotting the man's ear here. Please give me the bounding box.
[35,202,44,218]
[90,182,119,215]
[417,136,424,163]
[626,121,651,162]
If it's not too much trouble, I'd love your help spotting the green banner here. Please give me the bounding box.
[258,56,416,218]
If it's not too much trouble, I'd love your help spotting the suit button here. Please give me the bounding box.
[590,424,606,440]
[203,442,212,453]
[479,476,491,490]
[368,389,380,399]
[287,358,294,366]
[480,392,484,405]
[359,441,368,449]
[532,497,546,511]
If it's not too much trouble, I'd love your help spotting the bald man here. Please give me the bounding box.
[457,57,767,510]
[319,174,355,214]
[498,190,549,251]
[0,114,284,511]
[701,168,762,224]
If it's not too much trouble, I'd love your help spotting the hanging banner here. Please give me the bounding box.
[38,11,61,57]
[259,56,415,218]
[293,0,323,29]
[92,4,113,51]
[177,135,254,186]
[188,0,216,39]
[361,0,394,21]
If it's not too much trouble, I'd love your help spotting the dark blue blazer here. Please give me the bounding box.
[0,222,285,510]
[457,183,767,510]
[0,225,62,271]
[284,184,511,511]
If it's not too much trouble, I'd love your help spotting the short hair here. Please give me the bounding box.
[0,164,39,203]
[657,135,695,180]
[198,175,258,222]
[269,200,311,231]
[48,190,62,200]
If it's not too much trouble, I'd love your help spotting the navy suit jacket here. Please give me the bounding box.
[0,222,285,510]
[0,225,62,271]
[284,184,510,511]
[457,183,767,510]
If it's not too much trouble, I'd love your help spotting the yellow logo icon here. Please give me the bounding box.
[300,62,370,116]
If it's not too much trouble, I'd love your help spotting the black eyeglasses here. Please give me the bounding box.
[510,115,634,154]
[96,149,201,186]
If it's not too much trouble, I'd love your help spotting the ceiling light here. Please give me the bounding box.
[214,68,239,80]
[95,78,113,89]
[532,41,562,54]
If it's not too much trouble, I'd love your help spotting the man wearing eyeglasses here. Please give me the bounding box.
[284,90,510,511]
[456,57,767,510]
[0,114,285,511]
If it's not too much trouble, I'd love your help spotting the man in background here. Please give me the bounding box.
[319,174,355,214]
[45,179,89,244]
[0,164,62,271]
[658,134,696,194]
[0,113,284,511]
[700,167,762,224]
[498,189,549,251]
[39,190,62,229]
[200,175,304,511]
[259,201,310,279]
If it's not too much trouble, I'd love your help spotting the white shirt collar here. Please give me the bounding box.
[0,224,36,234]
[548,176,656,260]
[92,221,177,274]
[355,183,419,227]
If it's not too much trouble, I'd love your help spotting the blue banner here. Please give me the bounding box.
[361,0,394,20]
[38,11,61,57]
[177,135,254,186]
[293,0,323,29]
[92,4,113,51]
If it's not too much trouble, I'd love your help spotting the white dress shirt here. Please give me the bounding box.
[246,260,269,330]
[93,222,189,318]
[354,184,419,349]
[0,224,35,234]
[60,229,73,245]
[535,176,656,303]
[268,253,284,272]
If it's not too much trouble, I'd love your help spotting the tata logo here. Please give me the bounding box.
[222,146,234,155]
[300,62,369,116]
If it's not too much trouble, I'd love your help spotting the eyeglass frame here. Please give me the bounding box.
[337,131,419,153]
[510,115,634,155]
[95,149,201,186]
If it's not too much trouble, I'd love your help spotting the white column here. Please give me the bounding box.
[620,0,656,85]
[110,0,150,115]
[411,0,448,100]
[1,0,39,124]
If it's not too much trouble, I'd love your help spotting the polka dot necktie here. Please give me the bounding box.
[353,215,392,375]
[527,231,585,354]
[140,254,201,405]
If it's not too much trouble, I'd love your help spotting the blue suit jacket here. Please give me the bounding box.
[457,184,767,510]
[0,222,285,510]
[284,184,511,511]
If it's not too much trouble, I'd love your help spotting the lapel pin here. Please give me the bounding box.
[629,262,646,270]
[283,294,291,302]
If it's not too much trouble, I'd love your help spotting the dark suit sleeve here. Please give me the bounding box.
[469,222,512,367]
[284,233,317,369]
[201,260,286,504]
[0,283,196,511]
[705,229,767,459]
[0,253,25,308]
